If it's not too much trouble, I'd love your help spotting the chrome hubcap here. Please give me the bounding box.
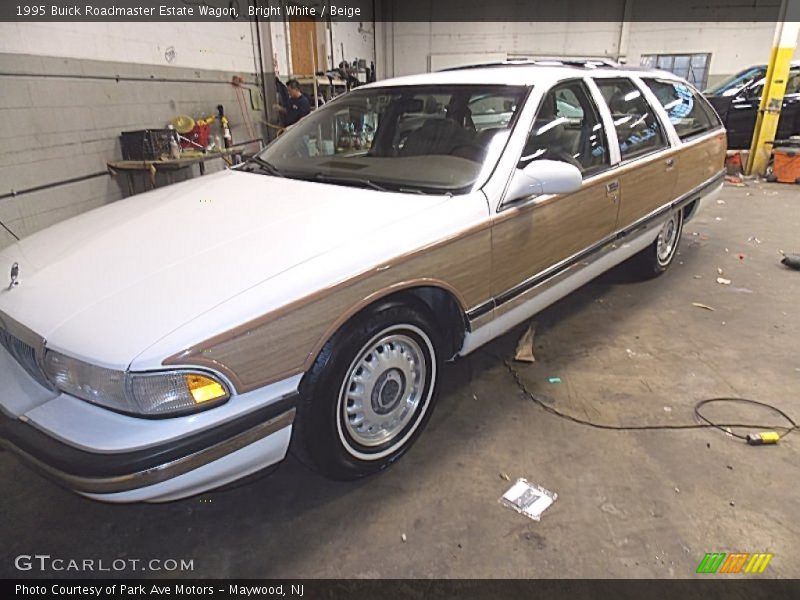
[341,333,427,447]
[656,213,680,265]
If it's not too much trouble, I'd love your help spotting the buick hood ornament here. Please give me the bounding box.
[7,262,18,290]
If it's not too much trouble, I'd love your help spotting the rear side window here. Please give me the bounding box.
[644,79,722,140]
[595,78,668,161]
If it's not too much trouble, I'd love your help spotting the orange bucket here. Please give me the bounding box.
[772,147,800,184]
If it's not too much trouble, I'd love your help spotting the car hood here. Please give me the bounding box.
[0,169,449,369]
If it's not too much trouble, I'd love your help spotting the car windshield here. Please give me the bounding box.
[253,84,528,193]
[705,66,766,96]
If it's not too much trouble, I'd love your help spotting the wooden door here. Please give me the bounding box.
[490,175,620,298]
[289,18,318,75]
[591,76,676,229]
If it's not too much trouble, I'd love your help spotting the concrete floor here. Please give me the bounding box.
[1,181,798,579]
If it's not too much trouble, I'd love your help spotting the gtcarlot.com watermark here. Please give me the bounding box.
[14,554,194,573]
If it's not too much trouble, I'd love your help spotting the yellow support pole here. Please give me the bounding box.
[746,3,800,176]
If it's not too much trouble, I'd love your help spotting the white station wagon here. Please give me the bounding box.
[0,60,725,502]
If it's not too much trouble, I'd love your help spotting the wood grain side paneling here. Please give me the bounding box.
[675,133,727,198]
[167,132,726,394]
[165,224,492,392]
[490,173,619,296]
[615,150,677,229]
[615,130,726,230]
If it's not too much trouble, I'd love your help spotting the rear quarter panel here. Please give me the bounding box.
[675,131,727,197]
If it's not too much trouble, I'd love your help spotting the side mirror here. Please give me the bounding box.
[506,159,582,203]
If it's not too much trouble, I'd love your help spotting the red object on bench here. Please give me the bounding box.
[181,122,210,149]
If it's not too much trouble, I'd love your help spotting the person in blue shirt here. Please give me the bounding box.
[280,79,311,126]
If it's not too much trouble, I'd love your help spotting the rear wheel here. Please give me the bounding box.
[293,301,441,480]
[626,208,684,279]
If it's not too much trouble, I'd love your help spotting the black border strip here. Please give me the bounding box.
[0,0,794,22]
[467,169,724,321]
[2,579,798,596]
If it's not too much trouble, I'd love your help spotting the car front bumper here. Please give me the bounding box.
[0,343,299,503]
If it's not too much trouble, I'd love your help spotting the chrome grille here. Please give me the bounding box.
[0,327,52,389]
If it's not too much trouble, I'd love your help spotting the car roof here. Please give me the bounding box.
[362,63,685,89]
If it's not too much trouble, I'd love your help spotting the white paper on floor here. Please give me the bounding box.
[499,478,557,521]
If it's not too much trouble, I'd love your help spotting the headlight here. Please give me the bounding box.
[43,351,230,417]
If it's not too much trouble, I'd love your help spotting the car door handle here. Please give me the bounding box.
[606,180,619,202]
[665,158,675,169]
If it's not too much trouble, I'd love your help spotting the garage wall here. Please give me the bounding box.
[0,22,259,71]
[625,21,794,87]
[271,16,291,76]
[0,23,267,250]
[381,21,624,76]
[330,20,376,70]
[379,21,799,85]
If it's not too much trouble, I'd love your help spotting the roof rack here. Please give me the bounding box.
[441,57,621,71]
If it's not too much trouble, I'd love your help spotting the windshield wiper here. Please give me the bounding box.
[247,166,448,195]
[398,186,451,196]
[310,173,389,192]
[246,156,285,178]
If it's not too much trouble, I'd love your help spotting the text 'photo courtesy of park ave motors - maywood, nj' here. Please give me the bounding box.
[37,3,364,18]
[14,584,304,597]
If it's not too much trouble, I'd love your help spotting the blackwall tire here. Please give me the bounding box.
[293,300,442,480]
[626,208,684,279]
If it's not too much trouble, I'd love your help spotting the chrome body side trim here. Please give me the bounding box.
[461,226,658,356]
[0,408,295,495]
[462,168,725,353]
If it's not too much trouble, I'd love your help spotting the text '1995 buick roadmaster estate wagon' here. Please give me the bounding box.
[0,60,725,502]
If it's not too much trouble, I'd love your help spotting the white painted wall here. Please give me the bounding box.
[0,19,376,82]
[270,16,291,76]
[1,20,794,85]
[381,21,624,77]
[379,20,800,85]
[330,20,376,68]
[625,21,794,86]
[0,22,259,73]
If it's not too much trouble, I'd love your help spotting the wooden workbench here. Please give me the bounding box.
[107,152,240,196]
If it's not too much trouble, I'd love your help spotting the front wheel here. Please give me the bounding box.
[626,208,684,279]
[293,301,441,480]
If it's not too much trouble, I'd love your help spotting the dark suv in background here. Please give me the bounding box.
[704,62,800,149]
